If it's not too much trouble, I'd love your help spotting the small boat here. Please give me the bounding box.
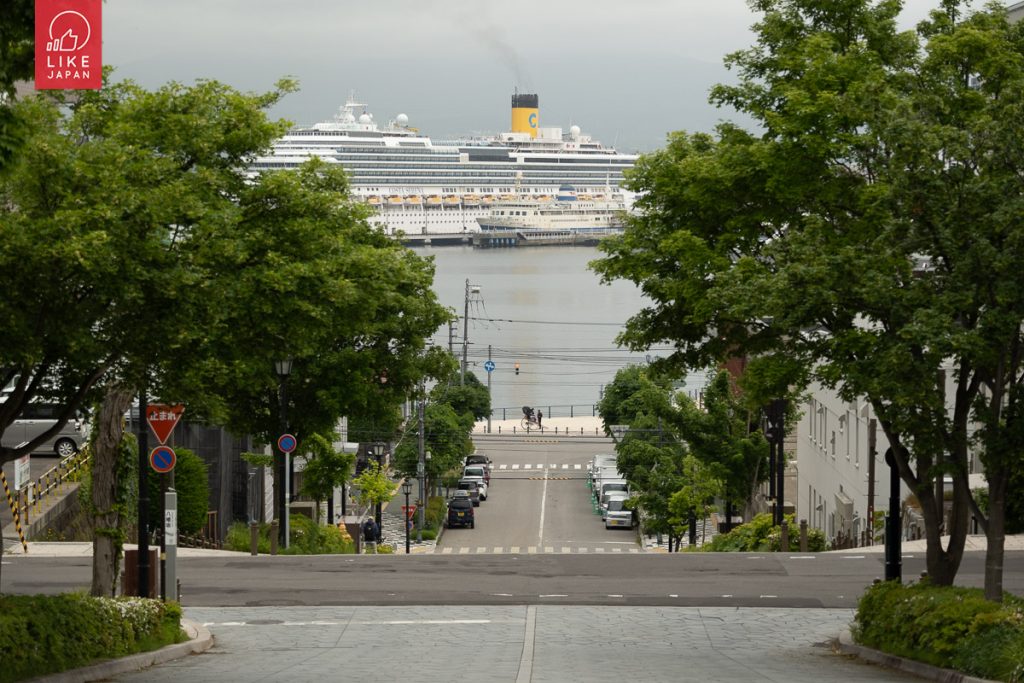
[481,195,496,205]
[387,194,404,205]
[443,194,461,207]
[462,194,480,207]
[425,194,442,207]
[405,194,423,206]
[366,196,382,206]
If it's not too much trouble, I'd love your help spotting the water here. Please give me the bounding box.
[412,245,651,417]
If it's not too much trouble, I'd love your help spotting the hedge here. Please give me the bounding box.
[0,593,185,682]
[224,515,355,554]
[703,513,827,552]
[853,580,1024,682]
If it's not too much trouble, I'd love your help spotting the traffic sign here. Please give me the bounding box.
[400,504,417,520]
[147,404,185,444]
[277,433,297,454]
[483,360,495,373]
[149,446,176,473]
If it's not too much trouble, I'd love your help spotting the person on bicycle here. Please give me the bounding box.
[522,405,534,421]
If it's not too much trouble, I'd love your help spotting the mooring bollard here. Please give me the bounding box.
[799,519,808,552]
[269,520,279,555]
[249,521,259,556]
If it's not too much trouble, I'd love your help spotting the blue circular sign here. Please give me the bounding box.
[278,433,297,454]
[484,360,495,373]
[149,446,176,473]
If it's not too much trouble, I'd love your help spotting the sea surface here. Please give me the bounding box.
[413,245,689,419]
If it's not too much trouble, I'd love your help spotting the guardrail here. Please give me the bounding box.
[489,404,600,421]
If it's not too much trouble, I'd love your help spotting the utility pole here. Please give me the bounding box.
[461,278,469,385]
[448,320,455,355]
[417,384,426,543]
[487,344,492,434]
[137,388,150,597]
[867,418,877,546]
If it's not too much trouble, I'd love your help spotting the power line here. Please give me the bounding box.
[458,315,627,327]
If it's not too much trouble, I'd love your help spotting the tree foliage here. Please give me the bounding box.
[592,0,1024,599]
[298,433,355,524]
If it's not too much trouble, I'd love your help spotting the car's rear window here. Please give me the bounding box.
[464,467,485,477]
[607,499,627,512]
[450,499,473,510]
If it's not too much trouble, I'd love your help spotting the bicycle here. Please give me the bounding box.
[521,406,541,431]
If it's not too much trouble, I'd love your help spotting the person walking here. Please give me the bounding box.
[362,517,378,554]
[537,410,543,429]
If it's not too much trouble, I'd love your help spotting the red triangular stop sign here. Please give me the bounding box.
[147,404,185,444]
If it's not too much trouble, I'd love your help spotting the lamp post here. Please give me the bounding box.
[402,480,412,554]
[274,358,293,549]
[372,443,385,532]
[764,398,787,526]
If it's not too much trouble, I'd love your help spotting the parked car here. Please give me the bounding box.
[601,491,629,521]
[456,479,482,506]
[465,454,492,471]
[0,402,89,457]
[599,480,629,510]
[463,465,490,490]
[604,496,635,530]
[446,496,475,528]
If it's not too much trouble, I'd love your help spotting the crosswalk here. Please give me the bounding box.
[436,546,641,555]
[495,463,585,471]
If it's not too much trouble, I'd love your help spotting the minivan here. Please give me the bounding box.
[0,402,88,457]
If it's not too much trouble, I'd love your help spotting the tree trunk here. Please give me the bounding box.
[918,479,966,586]
[90,385,135,597]
[984,470,1007,602]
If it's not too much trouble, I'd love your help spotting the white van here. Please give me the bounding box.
[599,480,629,511]
[0,403,89,457]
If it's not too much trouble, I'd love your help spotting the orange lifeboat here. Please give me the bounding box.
[425,194,442,207]
[462,194,480,207]
[387,194,404,206]
[443,194,461,207]
[405,194,423,206]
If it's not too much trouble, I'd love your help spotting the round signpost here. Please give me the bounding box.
[277,433,297,454]
[149,445,176,474]
[484,360,495,373]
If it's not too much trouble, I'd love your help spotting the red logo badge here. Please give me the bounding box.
[35,0,102,90]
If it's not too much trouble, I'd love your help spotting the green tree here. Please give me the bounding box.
[298,433,355,524]
[592,0,1024,600]
[668,454,724,548]
[431,370,491,422]
[393,401,473,492]
[351,461,391,514]
[0,0,34,169]
[597,365,673,435]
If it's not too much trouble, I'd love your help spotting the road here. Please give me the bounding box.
[439,436,632,555]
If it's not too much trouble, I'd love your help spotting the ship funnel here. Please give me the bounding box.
[511,93,539,139]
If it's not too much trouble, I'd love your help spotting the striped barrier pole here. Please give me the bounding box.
[0,471,28,552]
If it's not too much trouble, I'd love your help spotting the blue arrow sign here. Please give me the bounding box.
[484,360,495,373]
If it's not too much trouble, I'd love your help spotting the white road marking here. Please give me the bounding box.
[595,547,606,553]
[538,463,549,547]
[458,547,469,554]
[577,547,588,553]
[560,546,570,553]
[476,547,487,553]
[492,593,513,597]
[493,547,503,554]
[510,546,520,553]
[842,555,866,560]
[561,464,569,470]
[574,464,582,469]
[512,464,520,470]
[539,594,568,598]
[608,594,623,598]
[722,595,733,598]
[759,595,778,599]
[527,546,537,554]
[499,464,508,470]
[669,594,679,598]
[441,547,453,555]
[544,546,554,553]
[789,556,816,559]
[612,548,622,553]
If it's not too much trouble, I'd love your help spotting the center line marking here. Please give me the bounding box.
[538,463,549,546]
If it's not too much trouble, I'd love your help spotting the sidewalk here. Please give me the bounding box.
[830,533,1024,553]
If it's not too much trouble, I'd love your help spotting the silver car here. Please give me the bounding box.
[1,403,89,457]
[604,496,635,530]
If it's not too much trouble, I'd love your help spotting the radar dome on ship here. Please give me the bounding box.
[359,113,372,124]
[396,113,409,126]
[570,125,581,138]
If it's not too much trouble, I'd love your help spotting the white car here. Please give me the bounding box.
[604,496,635,529]
[461,465,489,500]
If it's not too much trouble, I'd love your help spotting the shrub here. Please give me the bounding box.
[853,580,1024,679]
[0,593,184,682]
[425,495,446,530]
[419,528,438,541]
[224,517,355,555]
[703,513,825,551]
[146,447,209,535]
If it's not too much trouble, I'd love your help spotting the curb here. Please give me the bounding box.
[30,618,214,682]
[832,629,996,683]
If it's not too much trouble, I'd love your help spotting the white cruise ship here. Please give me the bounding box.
[476,184,627,234]
[250,93,638,236]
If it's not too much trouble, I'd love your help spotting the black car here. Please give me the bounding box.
[465,453,492,471]
[446,496,475,528]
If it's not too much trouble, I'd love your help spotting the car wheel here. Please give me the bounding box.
[54,438,78,458]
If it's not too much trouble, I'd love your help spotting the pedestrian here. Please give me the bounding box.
[537,410,543,429]
[362,517,378,554]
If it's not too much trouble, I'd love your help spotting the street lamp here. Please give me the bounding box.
[401,480,412,554]
[275,358,293,549]
[372,443,386,532]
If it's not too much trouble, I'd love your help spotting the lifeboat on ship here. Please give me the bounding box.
[481,195,496,205]
[462,194,480,207]
[443,194,460,207]
[387,194,404,206]
[498,193,515,201]
[405,194,423,206]
[425,194,442,207]
[366,196,382,206]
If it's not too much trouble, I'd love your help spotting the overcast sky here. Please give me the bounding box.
[104,1,949,152]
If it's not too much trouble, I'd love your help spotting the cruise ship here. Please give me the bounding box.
[476,185,627,234]
[250,93,638,236]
